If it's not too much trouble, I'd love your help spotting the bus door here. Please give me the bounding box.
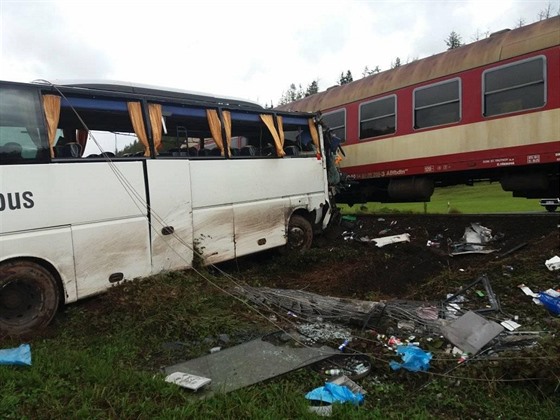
[68,162,152,298]
[230,160,287,258]
[145,160,194,271]
[189,160,235,265]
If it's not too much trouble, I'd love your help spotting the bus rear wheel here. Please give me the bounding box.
[286,215,313,252]
[0,260,60,336]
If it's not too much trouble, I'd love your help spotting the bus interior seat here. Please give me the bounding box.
[188,147,198,156]
[262,146,274,156]
[169,148,189,157]
[55,142,82,158]
[210,148,221,156]
[240,145,257,156]
[284,145,300,156]
[230,147,240,156]
[0,142,23,163]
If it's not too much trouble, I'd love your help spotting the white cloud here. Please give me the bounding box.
[1,0,554,106]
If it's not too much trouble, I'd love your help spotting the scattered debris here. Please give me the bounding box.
[545,255,560,271]
[296,321,351,344]
[235,286,386,325]
[164,332,334,396]
[0,344,31,366]
[312,354,372,380]
[443,274,500,315]
[328,374,367,395]
[372,233,411,248]
[389,345,432,372]
[518,284,560,316]
[305,381,364,406]
[165,372,211,391]
[500,319,522,331]
[450,223,501,256]
[496,242,527,259]
[441,311,504,355]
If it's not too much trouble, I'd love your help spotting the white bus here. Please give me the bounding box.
[0,80,337,335]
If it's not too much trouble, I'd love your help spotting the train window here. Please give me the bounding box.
[483,56,545,117]
[321,109,346,142]
[359,95,396,139]
[413,79,461,129]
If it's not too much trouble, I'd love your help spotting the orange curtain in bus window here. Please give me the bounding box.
[260,114,285,157]
[42,95,61,158]
[77,129,88,157]
[148,103,163,153]
[308,118,321,157]
[206,109,224,155]
[127,102,150,156]
[222,110,232,156]
[276,115,285,154]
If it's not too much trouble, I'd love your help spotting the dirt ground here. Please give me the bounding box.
[234,213,560,306]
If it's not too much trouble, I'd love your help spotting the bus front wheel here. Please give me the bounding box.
[286,215,313,252]
[0,260,60,336]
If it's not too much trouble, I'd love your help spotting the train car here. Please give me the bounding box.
[277,17,560,204]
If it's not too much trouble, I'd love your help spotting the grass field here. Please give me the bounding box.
[1,270,558,419]
[1,184,558,418]
[340,182,546,214]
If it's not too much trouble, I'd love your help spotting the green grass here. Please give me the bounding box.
[1,190,558,417]
[1,267,558,418]
[340,182,545,214]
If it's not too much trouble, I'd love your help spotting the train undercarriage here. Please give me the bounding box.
[336,163,560,205]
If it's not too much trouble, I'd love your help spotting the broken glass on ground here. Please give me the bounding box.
[164,332,335,396]
[441,311,504,355]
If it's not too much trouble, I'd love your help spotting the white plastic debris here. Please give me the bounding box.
[165,372,211,391]
[501,320,521,331]
[372,233,410,248]
[545,255,560,271]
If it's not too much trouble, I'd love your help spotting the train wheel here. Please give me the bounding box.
[0,260,60,336]
[286,215,313,252]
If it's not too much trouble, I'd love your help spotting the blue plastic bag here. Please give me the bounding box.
[0,344,32,366]
[305,382,364,406]
[390,345,431,372]
[538,292,560,316]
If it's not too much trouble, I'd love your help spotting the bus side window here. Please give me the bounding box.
[0,84,49,164]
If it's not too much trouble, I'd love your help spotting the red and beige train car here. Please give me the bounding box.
[278,17,560,203]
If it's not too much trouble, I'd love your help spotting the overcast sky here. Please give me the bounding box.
[1,0,556,108]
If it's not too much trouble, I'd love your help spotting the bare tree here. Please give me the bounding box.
[362,65,381,77]
[471,28,490,41]
[515,17,526,28]
[391,57,401,69]
[537,2,553,20]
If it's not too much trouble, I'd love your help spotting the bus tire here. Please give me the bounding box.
[286,215,313,252]
[0,260,60,336]
[545,205,557,212]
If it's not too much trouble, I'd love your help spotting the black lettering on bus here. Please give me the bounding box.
[0,191,34,211]
[22,191,34,209]
[7,193,21,210]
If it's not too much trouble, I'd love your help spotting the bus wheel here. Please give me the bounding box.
[545,205,557,212]
[287,215,313,252]
[0,260,60,336]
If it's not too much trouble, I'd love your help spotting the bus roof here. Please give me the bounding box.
[33,79,265,111]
